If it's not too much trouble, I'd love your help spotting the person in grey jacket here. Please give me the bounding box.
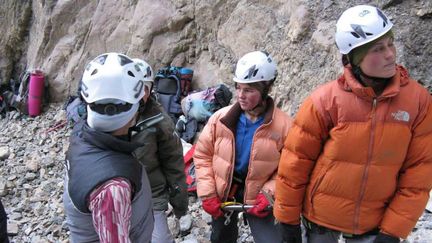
[132,58,189,243]
[63,53,154,243]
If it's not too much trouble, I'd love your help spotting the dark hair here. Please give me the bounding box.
[235,80,273,99]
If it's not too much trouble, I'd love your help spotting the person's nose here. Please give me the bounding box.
[384,45,396,60]
[237,89,245,99]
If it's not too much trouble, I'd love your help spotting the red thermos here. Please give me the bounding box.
[28,70,45,117]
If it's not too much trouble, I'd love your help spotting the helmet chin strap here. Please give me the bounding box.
[245,98,267,118]
[352,65,391,85]
[352,65,392,96]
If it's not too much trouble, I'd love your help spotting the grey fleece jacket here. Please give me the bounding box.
[132,96,188,217]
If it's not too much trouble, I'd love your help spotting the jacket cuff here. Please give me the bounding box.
[273,200,301,225]
[380,208,417,238]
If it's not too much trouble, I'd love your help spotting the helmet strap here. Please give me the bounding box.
[352,65,391,96]
[245,98,267,119]
[261,79,275,99]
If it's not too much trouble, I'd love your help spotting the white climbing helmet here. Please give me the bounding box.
[233,51,278,83]
[133,58,154,92]
[132,58,154,82]
[335,5,393,54]
[81,52,146,104]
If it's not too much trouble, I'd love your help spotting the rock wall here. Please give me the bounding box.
[1,0,431,115]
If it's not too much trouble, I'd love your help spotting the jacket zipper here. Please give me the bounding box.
[244,130,258,202]
[243,121,270,202]
[353,98,377,233]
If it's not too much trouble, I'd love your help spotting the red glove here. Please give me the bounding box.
[202,197,223,219]
[247,193,270,218]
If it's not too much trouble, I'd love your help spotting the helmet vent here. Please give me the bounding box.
[133,81,144,98]
[145,66,152,78]
[118,55,133,66]
[95,55,107,65]
[351,32,360,38]
[253,69,258,77]
[127,71,135,77]
[91,69,98,76]
[261,50,270,57]
[244,65,258,79]
[377,8,388,25]
[134,64,141,72]
[350,24,367,39]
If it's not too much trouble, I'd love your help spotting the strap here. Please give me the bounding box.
[88,103,132,115]
[302,217,379,238]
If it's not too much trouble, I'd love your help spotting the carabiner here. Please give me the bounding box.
[224,210,234,226]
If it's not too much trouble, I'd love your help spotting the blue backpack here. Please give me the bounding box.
[154,66,193,122]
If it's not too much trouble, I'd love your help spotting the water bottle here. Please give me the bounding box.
[28,70,45,117]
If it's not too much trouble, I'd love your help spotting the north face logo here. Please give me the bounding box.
[391,110,410,122]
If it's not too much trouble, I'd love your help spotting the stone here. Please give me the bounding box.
[179,213,192,235]
[24,226,32,235]
[0,179,7,197]
[7,221,19,236]
[24,172,37,181]
[0,146,10,160]
[25,159,40,172]
[286,5,311,42]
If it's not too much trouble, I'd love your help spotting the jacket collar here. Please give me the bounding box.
[80,122,143,153]
[338,65,410,101]
[138,95,162,120]
[220,97,275,134]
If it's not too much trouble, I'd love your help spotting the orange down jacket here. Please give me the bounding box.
[194,98,292,204]
[274,65,432,239]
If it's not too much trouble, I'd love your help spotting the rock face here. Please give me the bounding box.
[1,0,431,114]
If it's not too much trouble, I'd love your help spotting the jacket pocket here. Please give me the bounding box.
[309,162,334,208]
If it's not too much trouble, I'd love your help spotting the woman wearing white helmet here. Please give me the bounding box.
[275,5,432,243]
[131,58,189,243]
[194,51,292,242]
[63,52,154,243]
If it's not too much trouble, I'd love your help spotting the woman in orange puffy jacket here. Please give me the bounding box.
[194,51,292,243]
[274,5,432,243]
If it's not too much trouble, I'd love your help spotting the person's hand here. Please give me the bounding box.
[278,223,302,243]
[247,193,270,218]
[173,207,187,219]
[373,232,400,243]
[168,183,188,218]
[202,197,223,219]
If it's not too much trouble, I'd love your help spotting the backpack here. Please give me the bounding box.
[63,95,87,125]
[6,70,50,115]
[154,66,193,122]
[183,143,197,194]
[181,84,232,122]
[175,84,232,143]
[175,115,199,143]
